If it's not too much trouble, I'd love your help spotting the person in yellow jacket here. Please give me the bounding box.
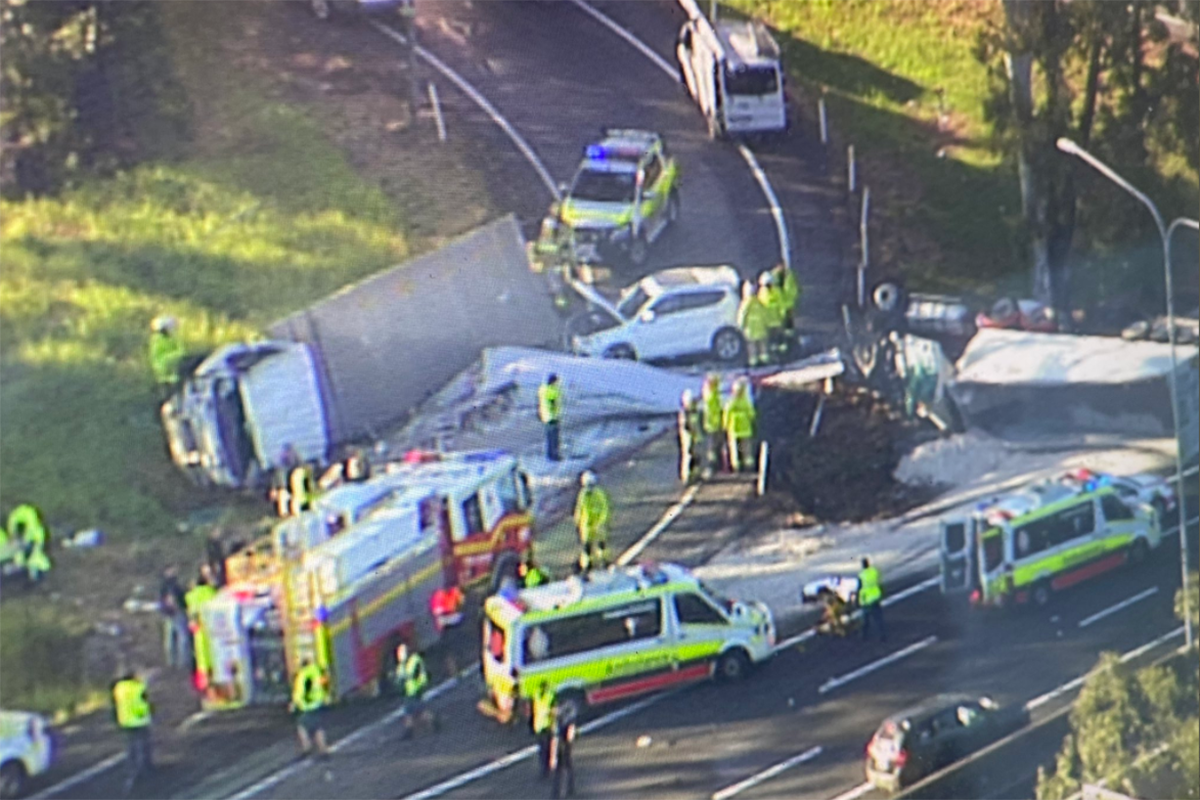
[538,374,563,462]
[112,668,153,793]
[736,281,772,368]
[291,659,330,758]
[148,315,185,399]
[757,272,787,363]
[722,377,757,473]
[858,557,887,642]
[773,262,800,332]
[8,503,50,584]
[700,373,724,478]
[396,643,439,739]
[531,681,557,779]
[573,471,610,573]
[185,567,218,695]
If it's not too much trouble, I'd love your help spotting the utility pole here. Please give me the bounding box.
[400,0,421,115]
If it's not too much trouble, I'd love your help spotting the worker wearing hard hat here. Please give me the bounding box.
[757,272,787,364]
[573,471,610,574]
[737,280,771,368]
[148,315,185,399]
[700,373,725,479]
[677,389,703,484]
[722,377,757,473]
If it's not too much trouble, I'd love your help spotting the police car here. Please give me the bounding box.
[559,129,680,267]
[0,711,53,799]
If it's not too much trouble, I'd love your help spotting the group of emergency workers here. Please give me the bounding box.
[737,262,799,368]
[678,372,758,483]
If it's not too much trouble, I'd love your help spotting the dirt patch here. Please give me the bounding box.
[762,387,943,523]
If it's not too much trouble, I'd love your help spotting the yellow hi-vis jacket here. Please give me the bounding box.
[113,678,151,729]
[702,383,724,434]
[859,566,883,606]
[538,382,562,424]
[723,389,756,440]
[574,486,610,544]
[737,294,772,342]
[292,663,327,712]
[149,331,185,386]
[758,284,786,329]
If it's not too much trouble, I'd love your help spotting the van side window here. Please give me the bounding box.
[496,472,524,516]
[1102,494,1135,522]
[526,600,662,661]
[674,593,726,625]
[1014,519,1052,558]
[461,494,484,536]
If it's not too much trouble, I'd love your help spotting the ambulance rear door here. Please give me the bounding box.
[939,517,977,595]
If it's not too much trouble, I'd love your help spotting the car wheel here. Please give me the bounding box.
[716,648,751,682]
[627,236,648,267]
[667,191,681,225]
[311,0,331,19]
[1031,581,1053,608]
[0,761,27,800]
[712,327,745,362]
[603,344,637,360]
[1130,538,1149,565]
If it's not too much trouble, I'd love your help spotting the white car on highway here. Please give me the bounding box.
[0,711,53,799]
[566,266,745,363]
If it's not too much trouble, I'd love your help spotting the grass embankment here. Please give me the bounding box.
[730,0,1018,294]
[0,1,410,712]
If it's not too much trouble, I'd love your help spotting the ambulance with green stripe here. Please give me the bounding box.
[939,471,1162,608]
[479,562,774,723]
[559,129,680,267]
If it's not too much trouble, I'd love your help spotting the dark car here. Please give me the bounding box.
[864,694,1029,793]
[307,0,405,20]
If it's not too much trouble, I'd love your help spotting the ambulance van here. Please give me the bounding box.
[480,562,775,723]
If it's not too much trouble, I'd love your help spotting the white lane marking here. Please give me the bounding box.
[369,20,560,199]
[566,0,792,270]
[228,666,473,800]
[774,628,817,653]
[617,484,700,565]
[30,753,125,800]
[401,692,675,800]
[883,575,939,607]
[1078,586,1159,628]
[712,745,823,800]
[827,781,876,800]
[1025,625,1185,711]
[566,0,676,76]
[735,144,792,270]
[818,635,938,695]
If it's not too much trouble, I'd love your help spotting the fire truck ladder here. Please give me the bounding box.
[282,564,321,678]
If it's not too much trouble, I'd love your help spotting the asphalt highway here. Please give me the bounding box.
[247,525,1194,800]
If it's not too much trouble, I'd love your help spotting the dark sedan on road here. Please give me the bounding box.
[865,693,1029,793]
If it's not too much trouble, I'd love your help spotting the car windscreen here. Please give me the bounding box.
[724,65,779,96]
[617,286,651,319]
[571,168,637,203]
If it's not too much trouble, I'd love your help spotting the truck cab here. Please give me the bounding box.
[161,341,329,489]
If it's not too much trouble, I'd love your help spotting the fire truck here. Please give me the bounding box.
[196,449,534,709]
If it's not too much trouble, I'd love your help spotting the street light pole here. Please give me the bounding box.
[1056,137,1196,648]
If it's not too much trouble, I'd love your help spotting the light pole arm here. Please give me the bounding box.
[1055,138,1168,240]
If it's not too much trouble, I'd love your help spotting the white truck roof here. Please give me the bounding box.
[717,19,780,67]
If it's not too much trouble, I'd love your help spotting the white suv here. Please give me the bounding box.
[1,711,53,799]
[567,266,745,363]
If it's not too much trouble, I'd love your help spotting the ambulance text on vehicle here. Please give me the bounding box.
[479,562,775,723]
[676,17,787,138]
[939,470,1161,608]
[197,449,534,709]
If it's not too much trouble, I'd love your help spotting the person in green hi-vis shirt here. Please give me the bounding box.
[148,315,185,399]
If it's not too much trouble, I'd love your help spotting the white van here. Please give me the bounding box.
[676,17,788,138]
[0,711,53,799]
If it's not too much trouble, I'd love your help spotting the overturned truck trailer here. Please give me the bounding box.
[948,330,1199,461]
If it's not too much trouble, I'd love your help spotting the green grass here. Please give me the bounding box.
[0,0,410,540]
[727,0,1024,292]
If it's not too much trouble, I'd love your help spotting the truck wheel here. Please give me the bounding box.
[716,649,751,683]
[712,328,745,362]
[489,553,520,595]
[0,761,27,800]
